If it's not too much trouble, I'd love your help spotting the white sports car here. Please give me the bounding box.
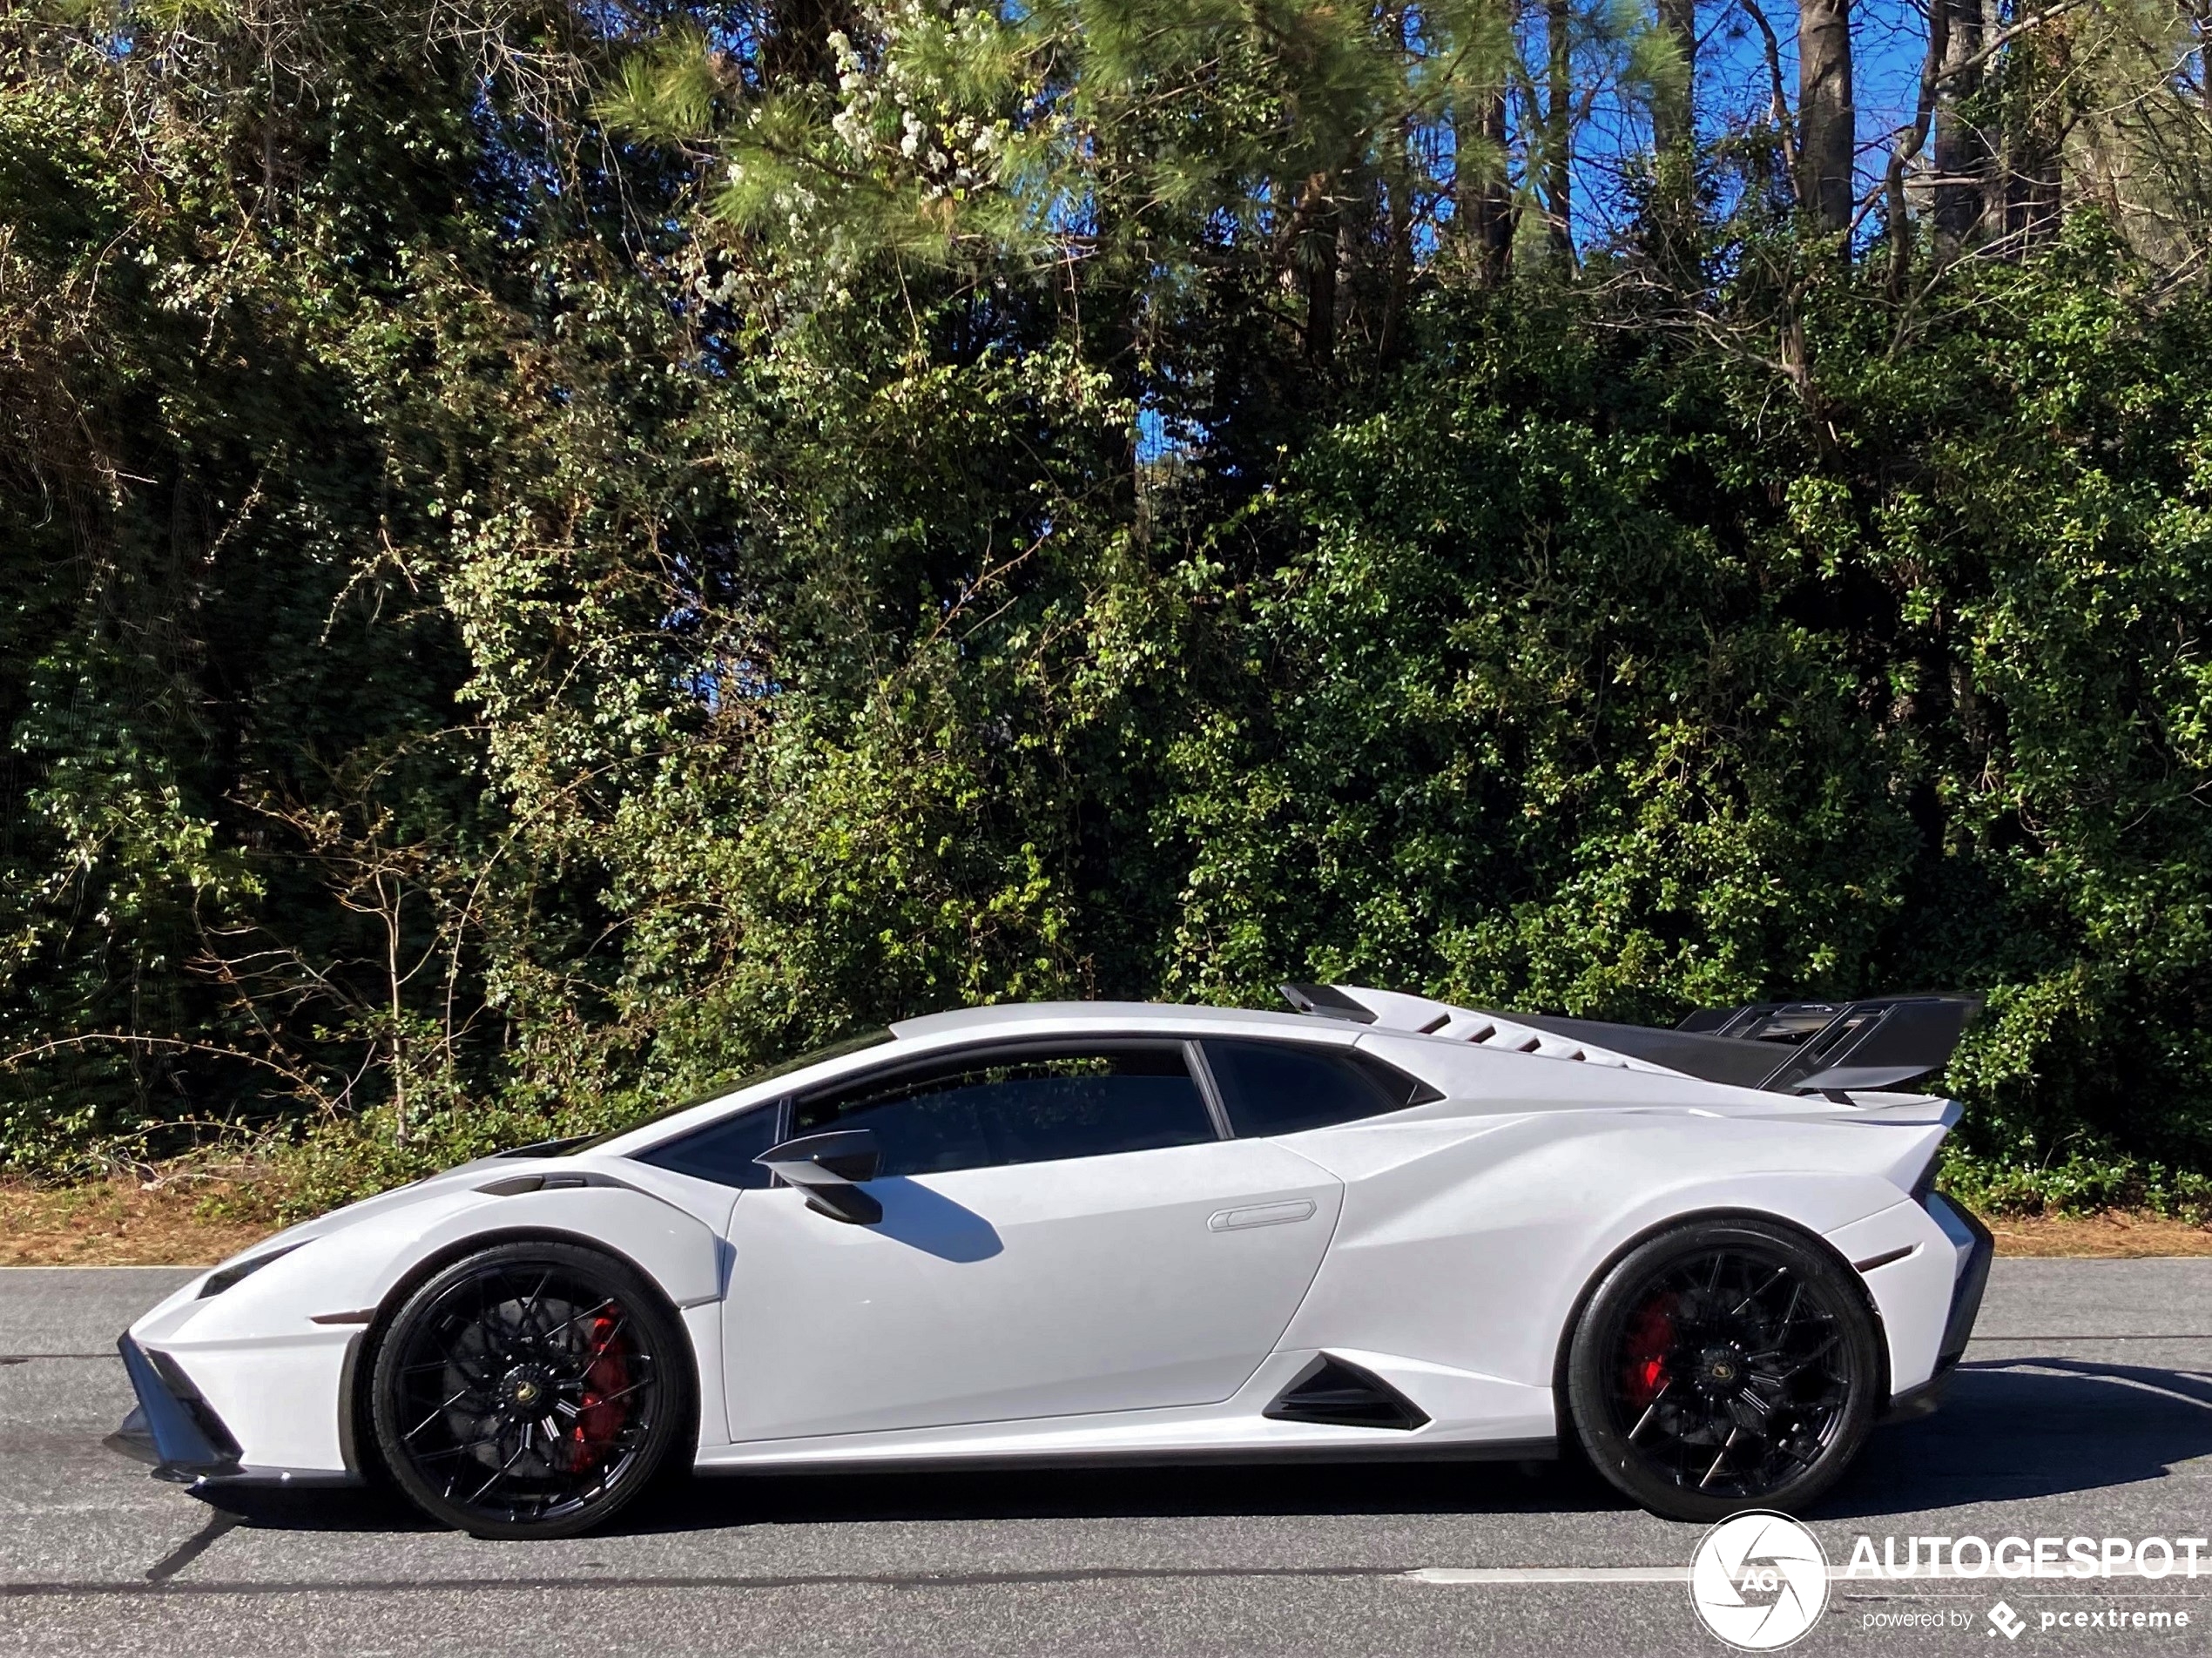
[109,985,1990,1537]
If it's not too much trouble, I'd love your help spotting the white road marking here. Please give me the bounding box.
[1410,1562,2212,1584]
[1408,1566,1683,1584]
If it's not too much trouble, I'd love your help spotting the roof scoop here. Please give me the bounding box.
[1279,983,1379,1024]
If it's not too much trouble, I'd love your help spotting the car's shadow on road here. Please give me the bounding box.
[1821,1354,2212,1520]
[198,1355,2212,1537]
[197,1457,1615,1537]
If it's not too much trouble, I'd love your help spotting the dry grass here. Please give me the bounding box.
[0,1176,278,1266]
[1981,1210,2212,1257]
[3,1177,2212,1266]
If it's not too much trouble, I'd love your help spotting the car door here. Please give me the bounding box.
[716,1038,1346,1443]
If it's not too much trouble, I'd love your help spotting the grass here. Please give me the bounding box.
[3,1175,2212,1265]
[0,1175,280,1266]
[1977,1210,2212,1257]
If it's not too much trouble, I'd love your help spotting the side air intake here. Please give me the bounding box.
[1262,1356,1429,1431]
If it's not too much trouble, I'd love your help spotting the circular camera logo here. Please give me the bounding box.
[1688,1511,1830,1650]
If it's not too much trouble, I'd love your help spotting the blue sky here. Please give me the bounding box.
[1565,0,1939,242]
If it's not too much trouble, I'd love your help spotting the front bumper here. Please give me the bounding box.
[105,1336,244,1483]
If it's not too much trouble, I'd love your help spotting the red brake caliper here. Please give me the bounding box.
[567,1311,633,1472]
[1620,1294,1675,1408]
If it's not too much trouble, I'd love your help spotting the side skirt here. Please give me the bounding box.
[692,1437,1558,1478]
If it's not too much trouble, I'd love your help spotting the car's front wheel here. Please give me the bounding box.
[1566,1218,1881,1523]
[369,1240,690,1539]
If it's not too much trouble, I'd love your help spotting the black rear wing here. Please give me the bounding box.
[1281,984,1979,1095]
[1516,996,1979,1095]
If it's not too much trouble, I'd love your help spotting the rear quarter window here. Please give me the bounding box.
[1202,1039,1426,1137]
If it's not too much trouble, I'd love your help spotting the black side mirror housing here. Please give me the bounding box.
[754,1129,883,1224]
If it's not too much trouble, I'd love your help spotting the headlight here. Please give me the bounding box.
[198,1241,304,1298]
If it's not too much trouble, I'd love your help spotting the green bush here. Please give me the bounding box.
[4,7,2209,1215]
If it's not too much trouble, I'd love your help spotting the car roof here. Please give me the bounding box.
[887,1000,1336,1042]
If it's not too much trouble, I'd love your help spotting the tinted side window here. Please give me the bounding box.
[1203,1039,1400,1137]
[631,1103,782,1189]
[792,1045,1217,1177]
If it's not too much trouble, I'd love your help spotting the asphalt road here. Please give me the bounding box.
[3,1261,2209,1656]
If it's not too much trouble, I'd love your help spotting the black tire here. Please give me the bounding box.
[370,1240,691,1540]
[1565,1218,1881,1524]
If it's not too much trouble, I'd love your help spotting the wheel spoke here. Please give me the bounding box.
[520,1270,554,1321]
[1628,1392,1667,1443]
[412,1429,506,1463]
[1699,1426,1743,1489]
[583,1314,631,1362]
[1771,1336,1841,1378]
[403,1385,484,1441]
[467,1436,531,1506]
[1729,1268,1788,1318]
[546,1296,619,1338]
[1778,1435,1823,1469]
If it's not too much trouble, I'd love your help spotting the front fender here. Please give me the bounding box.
[126,1181,724,1478]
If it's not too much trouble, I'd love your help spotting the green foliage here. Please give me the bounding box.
[601,0,1533,291]
[2,0,2209,1217]
[1157,250,2212,1178]
[1940,1147,2212,1223]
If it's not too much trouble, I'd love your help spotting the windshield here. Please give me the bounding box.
[544,1028,895,1156]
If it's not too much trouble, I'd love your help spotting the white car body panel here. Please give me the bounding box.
[114,986,1990,1492]
[697,1346,1551,1473]
[722,1138,1342,1441]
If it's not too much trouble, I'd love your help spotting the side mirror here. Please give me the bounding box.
[754,1129,883,1224]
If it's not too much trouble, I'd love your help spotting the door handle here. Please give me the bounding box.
[1208,1199,1317,1232]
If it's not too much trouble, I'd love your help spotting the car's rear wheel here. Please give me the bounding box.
[370,1241,689,1539]
[1566,1218,1881,1523]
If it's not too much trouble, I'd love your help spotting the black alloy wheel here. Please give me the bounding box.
[370,1241,690,1539]
[1566,1219,1882,1523]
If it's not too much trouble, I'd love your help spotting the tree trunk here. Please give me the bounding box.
[1653,0,1696,153]
[1998,17,2073,253]
[1797,0,1855,233]
[1647,0,1698,274]
[1931,0,1987,257]
[1465,87,1515,284]
[1378,128,1416,361]
[1304,198,1339,365]
[1546,0,1574,259]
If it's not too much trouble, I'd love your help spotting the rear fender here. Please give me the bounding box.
[1281,1111,1940,1412]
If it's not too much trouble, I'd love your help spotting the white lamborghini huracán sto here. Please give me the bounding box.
[110,985,1990,1537]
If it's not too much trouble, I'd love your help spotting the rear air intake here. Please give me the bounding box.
[1262,1356,1429,1431]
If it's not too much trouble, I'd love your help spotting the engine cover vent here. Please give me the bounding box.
[1262,1356,1430,1431]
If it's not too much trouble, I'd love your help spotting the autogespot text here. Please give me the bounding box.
[1844,1533,2211,1579]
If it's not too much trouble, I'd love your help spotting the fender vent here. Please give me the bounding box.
[1262,1356,1429,1431]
